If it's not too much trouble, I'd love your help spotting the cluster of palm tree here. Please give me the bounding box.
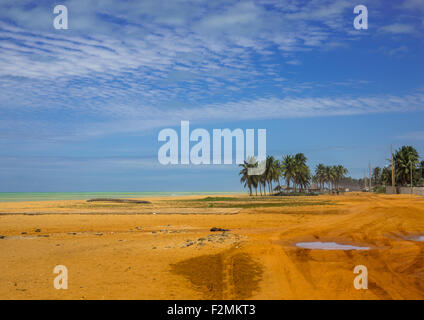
[239,154,346,196]
[281,153,311,192]
[239,155,281,196]
[373,146,423,187]
[240,145,423,196]
[313,164,348,191]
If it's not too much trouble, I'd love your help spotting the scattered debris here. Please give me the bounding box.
[180,233,244,249]
[0,235,5,239]
[210,227,230,232]
[181,241,194,248]
[169,230,185,234]
[35,229,41,233]
[94,233,103,236]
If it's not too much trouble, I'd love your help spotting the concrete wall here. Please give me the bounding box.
[398,187,414,195]
[386,186,397,194]
[410,187,424,196]
[386,186,424,196]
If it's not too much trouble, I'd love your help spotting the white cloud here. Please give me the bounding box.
[401,0,424,11]
[0,0,423,142]
[286,59,302,65]
[379,23,415,34]
[2,91,423,141]
[0,0,372,83]
[397,131,424,141]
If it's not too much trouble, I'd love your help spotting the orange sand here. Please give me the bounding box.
[0,193,423,300]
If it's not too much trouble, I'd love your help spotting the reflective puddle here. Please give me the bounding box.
[296,241,370,250]
[409,236,424,242]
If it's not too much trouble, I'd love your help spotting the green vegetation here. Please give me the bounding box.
[373,186,386,194]
[210,201,331,209]
[313,164,348,191]
[179,196,332,208]
[239,154,347,196]
[167,196,333,209]
[239,145,423,195]
[58,203,152,209]
[371,146,423,188]
[196,197,239,201]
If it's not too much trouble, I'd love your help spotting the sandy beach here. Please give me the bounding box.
[0,192,423,300]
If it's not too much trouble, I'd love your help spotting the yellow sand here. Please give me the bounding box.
[0,192,423,300]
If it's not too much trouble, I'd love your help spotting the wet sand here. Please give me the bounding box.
[0,192,423,299]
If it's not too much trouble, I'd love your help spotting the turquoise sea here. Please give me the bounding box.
[0,191,237,202]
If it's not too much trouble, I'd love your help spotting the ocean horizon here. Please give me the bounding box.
[0,191,240,202]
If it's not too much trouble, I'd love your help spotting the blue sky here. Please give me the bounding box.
[0,0,423,192]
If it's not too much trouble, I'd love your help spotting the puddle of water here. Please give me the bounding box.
[409,236,424,242]
[296,241,370,250]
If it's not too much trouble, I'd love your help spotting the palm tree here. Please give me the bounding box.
[239,160,254,196]
[273,159,282,190]
[314,164,326,190]
[381,166,392,186]
[334,165,348,191]
[293,153,310,191]
[265,156,276,195]
[243,157,261,196]
[260,169,267,196]
[322,166,332,190]
[295,164,311,191]
[372,167,382,187]
[394,146,419,186]
[251,174,259,196]
[420,160,424,184]
[281,155,296,190]
[330,166,339,191]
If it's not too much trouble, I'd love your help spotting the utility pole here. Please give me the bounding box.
[364,171,367,191]
[369,162,372,192]
[391,144,395,188]
[411,161,413,194]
